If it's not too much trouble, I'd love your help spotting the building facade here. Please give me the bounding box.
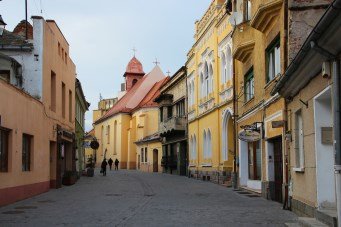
[93,57,168,170]
[0,16,76,205]
[186,0,235,185]
[155,67,188,175]
[75,79,89,175]
[272,0,339,224]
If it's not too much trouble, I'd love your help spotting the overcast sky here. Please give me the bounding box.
[2,0,211,131]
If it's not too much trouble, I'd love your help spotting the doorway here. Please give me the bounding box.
[272,137,283,202]
[153,149,158,172]
[50,141,57,188]
[314,87,335,209]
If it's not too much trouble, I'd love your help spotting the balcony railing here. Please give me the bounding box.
[159,116,186,136]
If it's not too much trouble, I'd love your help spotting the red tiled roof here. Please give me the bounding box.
[133,77,170,111]
[95,66,166,124]
[126,56,144,74]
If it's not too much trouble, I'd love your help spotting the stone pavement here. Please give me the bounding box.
[0,170,297,227]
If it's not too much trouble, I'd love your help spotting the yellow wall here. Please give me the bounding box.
[187,0,234,175]
[136,141,163,173]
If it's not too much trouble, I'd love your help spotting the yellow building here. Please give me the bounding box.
[84,129,95,163]
[93,57,168,170]
[231,0,287,203]
[187,0,235,184]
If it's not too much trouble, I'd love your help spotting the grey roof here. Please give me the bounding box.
[0,29,33,50]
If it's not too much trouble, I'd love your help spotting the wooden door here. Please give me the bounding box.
[273,138,283,203]
[153,149,158,172]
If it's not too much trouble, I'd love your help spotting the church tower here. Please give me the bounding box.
[124,57,145,91]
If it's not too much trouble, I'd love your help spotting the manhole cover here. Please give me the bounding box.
[237,192,251,195]
[246,194,260,198]
[15,206,37,210]
[106,193,122,197]
[2,210,25,214]
[37,200,55,203]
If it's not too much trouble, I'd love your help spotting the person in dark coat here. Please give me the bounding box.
[101,159,108,176]
[114,159,119,171]
[108,158,113,170]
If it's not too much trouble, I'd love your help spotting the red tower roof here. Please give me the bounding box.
[125,56,144,74]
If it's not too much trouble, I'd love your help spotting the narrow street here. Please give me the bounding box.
[0,170,297,227]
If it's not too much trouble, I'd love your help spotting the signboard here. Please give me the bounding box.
[90,140,99,150]
[272,120,285,128]
[238,130,261,142]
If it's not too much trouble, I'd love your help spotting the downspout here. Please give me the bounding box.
[283,0,290,210]
[232,46,238,189]
[332,59,341,227]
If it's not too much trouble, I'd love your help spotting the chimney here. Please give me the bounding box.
[13,20,33,39]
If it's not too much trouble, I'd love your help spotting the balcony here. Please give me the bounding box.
[250,0,283,33]
[159,116,186,137]
[232,23,255,63]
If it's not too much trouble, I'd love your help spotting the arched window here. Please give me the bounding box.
[207,129,212,158]
[132,79,138,87]
[209,64,214,93]
[191,81,195,105]
[221,52,227,84]
[107,125,110,144]
[113,121,117,155]
[203,130,207,159]
[200,73,204,98]
[204,63,209,96]
[193,134,197,160]
[226,46,233,82]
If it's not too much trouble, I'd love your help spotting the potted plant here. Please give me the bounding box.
[86,157,95,177]
[62,171,77,186]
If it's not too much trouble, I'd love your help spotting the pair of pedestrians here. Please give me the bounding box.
[101,158,120,176]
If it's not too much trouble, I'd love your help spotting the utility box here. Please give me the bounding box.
[321,127,333,145]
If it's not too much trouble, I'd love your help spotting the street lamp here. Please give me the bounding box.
[0,15,6,36]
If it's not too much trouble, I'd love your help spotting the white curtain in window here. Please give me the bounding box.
[275,46,281,76]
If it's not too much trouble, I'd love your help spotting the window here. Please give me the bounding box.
[266,38,281,82]
[205,63,209,96]
[62,82,66,118]
[62,48,64,61]
[141,148,144,163]
[65,52,68,64]
[58,42,61,56]
[69,90,72,122]
[167,106,173,119]
[0,70,10,83]
[207,129,212,158]
[107,126,110,144]
[203,130,207,159]
[188,83,192,106]
[144,147,148,163]
[200,73,204,98]
[192,135,197,160]
[244,69,254,102]
[50,71,56,112]
[209,64,213,93]
[160,107,164,122]
[176,100,185,117]
[295,110,304,169]
[191,81,195,105]
[245,0,252,21]
[221,53,227,84]
[22,134,33,171]
[248,140,261,180]
[226,47,233,82]
[0,127,10,172]
[132,79,138,87]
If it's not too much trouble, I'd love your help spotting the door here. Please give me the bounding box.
[273,138,283,203]
[153,149,158,172]
[138,155,140,169]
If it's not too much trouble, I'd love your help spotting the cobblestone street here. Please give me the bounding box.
[0,170,297,227]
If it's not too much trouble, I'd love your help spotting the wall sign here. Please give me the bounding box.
[238,130,261,142]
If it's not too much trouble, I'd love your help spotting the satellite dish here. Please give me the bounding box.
[228,12,243,26]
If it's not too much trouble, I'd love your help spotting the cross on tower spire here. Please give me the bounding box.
[166,70,171,76]
[153,58,160,66]
[132,47,137,57]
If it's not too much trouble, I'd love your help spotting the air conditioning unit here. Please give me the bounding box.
[322,62,331,79]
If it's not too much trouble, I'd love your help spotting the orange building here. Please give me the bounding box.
[0,16,76,205]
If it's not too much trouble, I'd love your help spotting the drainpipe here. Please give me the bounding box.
[232,50,238,189]
[332,59,341,227]
[283,0,290,210]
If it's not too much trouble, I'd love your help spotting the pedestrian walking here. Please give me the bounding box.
[101,159,107,176]
[115,158,119,171]
[108,158,113,170]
